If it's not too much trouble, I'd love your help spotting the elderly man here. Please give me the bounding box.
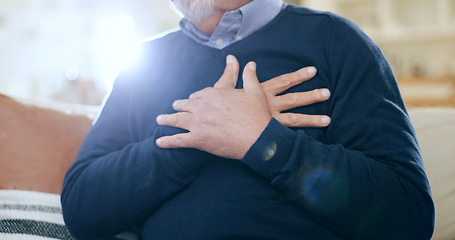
[61,0,435,239]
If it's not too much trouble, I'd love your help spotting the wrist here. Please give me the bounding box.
[241,118,297,179]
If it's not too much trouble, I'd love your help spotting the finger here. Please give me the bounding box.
[242,61,262,93]
[156,133,196,149]
[189,87,209,99]
[262,67,317,96]
[156,112,192,130]
[274,113,331,128]
[172,99,197,112]
[214,55,239,89]
[272,88,331,112]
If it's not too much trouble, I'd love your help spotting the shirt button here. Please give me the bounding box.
[216,38,223,46]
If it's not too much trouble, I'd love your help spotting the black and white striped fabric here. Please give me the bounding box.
[0,190,138,240]
[0,190,71,240]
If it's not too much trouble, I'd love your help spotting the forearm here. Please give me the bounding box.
[62,127,210,239]
[62,75,211,239]
[242,119,434,239]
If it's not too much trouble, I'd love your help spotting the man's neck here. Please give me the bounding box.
[193,11,225,35]
[192,0,255,35]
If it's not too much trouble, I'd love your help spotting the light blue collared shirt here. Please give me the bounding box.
[180,0,286,49]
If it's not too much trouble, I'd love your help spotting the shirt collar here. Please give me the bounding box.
[180,0,285,49]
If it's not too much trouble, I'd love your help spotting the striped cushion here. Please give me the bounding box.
[0,190,138,240]
[0,190,71,239]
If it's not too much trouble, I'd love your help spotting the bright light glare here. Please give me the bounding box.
[95,14,140,91]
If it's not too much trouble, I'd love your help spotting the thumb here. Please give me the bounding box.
[242,61,262,93]
[214,55,239,89]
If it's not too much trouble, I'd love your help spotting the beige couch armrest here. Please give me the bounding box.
[409,108,455,240]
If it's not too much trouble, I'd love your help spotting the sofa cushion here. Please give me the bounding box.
[0,94,93,194]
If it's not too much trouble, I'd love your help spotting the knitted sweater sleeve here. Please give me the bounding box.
[61,76,209,239]
[242,15,434,240]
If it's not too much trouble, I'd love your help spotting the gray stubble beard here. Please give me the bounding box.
[171,0,215,24]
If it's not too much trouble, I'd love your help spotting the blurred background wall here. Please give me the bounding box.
[0,0,454,108]
[303,0,455,108]
[0,0,179,105]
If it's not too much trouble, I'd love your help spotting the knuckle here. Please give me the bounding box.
[196,99,213,114]
[174,135,184,146]
[280,76,292,88]
[203,87,221,99]
[287,113,298,126]
[199,87,212,96]
[287,93,298,105]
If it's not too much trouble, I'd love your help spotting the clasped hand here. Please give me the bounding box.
[156,55,330,160]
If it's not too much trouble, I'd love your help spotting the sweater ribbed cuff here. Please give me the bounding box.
[242,118,297,179]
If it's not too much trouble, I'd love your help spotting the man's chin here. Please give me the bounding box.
[170,0,215,24]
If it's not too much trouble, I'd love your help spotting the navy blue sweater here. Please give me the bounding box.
[61,5,434,240]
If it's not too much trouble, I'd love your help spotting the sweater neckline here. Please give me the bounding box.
[179,5,295,57]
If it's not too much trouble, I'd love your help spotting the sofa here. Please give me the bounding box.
[0,92,453,239]
[408,108,455,240]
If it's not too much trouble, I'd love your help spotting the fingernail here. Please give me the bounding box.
[248,62,256,71]
[321,116,331,125]
[156,138,162,146]
[321,89,330,98]
[156,115,163,123]
[227,55,234,64]
[307,67,316,75]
